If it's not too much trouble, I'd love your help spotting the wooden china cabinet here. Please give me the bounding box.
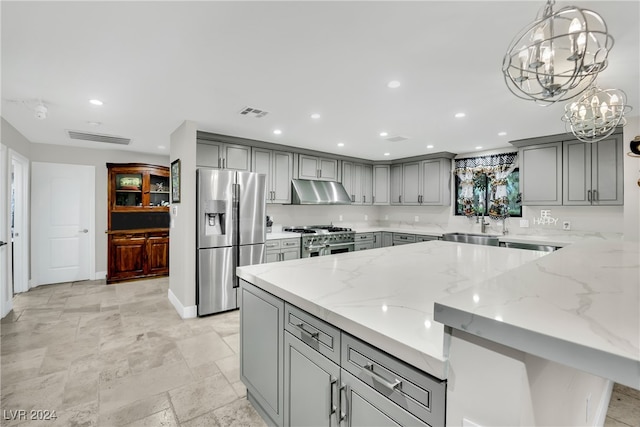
[106,163,170,284]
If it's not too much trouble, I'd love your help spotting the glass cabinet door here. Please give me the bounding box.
[149,174,170,207]
[115,173,142,207]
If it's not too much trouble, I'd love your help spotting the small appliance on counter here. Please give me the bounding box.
[266,215,273,233]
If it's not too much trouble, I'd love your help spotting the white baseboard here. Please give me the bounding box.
[94,271,107,280]
[168,288,197,319]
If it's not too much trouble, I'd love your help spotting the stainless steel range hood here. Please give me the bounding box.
[291,179,352,205]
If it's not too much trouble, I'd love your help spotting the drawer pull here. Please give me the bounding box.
[362,363,402,391]
[329,378,337,415]
[295,323,319,340]
[339,383,347,422]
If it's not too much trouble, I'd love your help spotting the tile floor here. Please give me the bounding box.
[1,277,638,427]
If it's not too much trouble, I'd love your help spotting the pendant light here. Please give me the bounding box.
[502,0,614,105]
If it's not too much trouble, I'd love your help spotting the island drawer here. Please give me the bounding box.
[354,242,374,251]
[416,234,439,242]
[341,334,446,427]
[265,240,281,250]
[284,303,341,365]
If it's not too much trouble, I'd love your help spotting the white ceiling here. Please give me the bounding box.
[2,1,639,161]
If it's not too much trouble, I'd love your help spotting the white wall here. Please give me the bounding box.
[168,120,198,318]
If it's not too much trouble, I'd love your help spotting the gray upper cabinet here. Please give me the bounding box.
[390,164,403,205]
[343,162,373,205]
[398,159,451,206]
[519,142,563,205]
[252,148,293,204]
[197,140,251,171]
[402,162,421,205]
[563,136,623,206]
[299,154,339,181]
[373,165,390,205]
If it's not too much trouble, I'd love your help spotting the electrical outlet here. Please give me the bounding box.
[364,214,368,221]
[563,221,571,230]
[414,216,419,222]
[519,219,529,228]
[339,215,343,221]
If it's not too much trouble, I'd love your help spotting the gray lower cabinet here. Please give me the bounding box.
[392,233,416,246]
[416,235,439,242]
[381,232,393,248]
[239,280,284,426]
[373,232,382,249]
[354,233,375,251]
[240,281,446,427]
[266,238,300,263]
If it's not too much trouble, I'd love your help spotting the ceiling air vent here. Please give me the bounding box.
[239,106,269,118]
[67,130,131,145]
[386,135,409,143]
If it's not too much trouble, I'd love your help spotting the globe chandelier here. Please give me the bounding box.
[502,0,614,105]
[562,84,631,143]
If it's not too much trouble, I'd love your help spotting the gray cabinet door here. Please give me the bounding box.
[319,158,339,181]
[381,232,393,248]
[300,155,321,180]
[592,136,623,205]
[224,144,251,171]
[520,142,562,205]
[372,232,382,249]
[284,332,340,427]
[390,164,403,205]
[402,162,420,205]
[265,251,280,263]
[281,247,300,262]
[240,281,284,426]
[342,162,355,202]
[373,165,390,205]
[353,163,363,204]
[563,139,591,205]
[196,142,222,168]
[272,151,293,204]
[420,159,443,205]
[362,164,373,205]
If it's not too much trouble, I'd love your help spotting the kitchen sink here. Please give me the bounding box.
[442,232,499,246]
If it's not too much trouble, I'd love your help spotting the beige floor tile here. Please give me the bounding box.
[223,333,240,354]
[614,383,640,400]
[99,361,193,414]
[231,381,247,398]
[123,408,178,427]
[176,331,234,368]
[169,372,238,423]
[98,392,172,426]
[179,410,221,427]
[607,386,640,427]
[215,354,240,385]
[212,397,267,427]
[208,310,241,337]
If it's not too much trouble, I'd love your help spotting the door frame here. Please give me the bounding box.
[0,144,11,317]
[10,150,29,294]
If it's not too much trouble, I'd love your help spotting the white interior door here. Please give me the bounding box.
[31,162,95,286]
[11,151,29,293]
[0,144,10,317]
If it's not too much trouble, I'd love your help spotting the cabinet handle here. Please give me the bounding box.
[593,189,597,201]
[294,323,319,340]
[372,196,375,203]
[361,363,402,392]
[351,195,355,202]
[587,189,592,202]
[373,234,377,243]
[399,195,402,203]
[363,195,366,203]
[329,378,337,416]
[339,383,347,422]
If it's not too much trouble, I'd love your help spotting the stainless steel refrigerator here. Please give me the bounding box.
[196,168,266,316]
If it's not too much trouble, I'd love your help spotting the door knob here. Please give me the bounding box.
[80,229,89,233]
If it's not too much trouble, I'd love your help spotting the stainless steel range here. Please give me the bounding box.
[283,225,355,258]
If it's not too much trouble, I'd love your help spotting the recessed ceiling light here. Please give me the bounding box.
[454,112,466,118]
[383,152,390,156]
[158,145,166,150]
[86,121,101,126]
[379,132,388,137]
[337,142,344,147]
[310,113,321,119]
[387,80,401,89]
[475,146,483,150]
[426,145,434,149]
[498,131,507,136]
[89,99,103,106]
[273,129,282,135]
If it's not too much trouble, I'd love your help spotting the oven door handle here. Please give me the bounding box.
[305,244,327,251]
[324,242,354,248]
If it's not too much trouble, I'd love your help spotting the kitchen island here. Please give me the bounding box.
[236,240,638,426]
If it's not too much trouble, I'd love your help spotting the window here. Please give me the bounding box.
[455,169,522,217]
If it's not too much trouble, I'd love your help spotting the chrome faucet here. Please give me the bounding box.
[476,201,489,233]
[502,218,509,235]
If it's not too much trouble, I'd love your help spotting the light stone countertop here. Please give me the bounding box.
[236,241,547,380]
[434,240,640,390]
[266,231,302,240]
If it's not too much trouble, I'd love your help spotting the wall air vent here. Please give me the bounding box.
[386,135,409,143]
[239,106,269,118]
[67,130,131,145]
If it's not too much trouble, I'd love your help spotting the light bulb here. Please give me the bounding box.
[570,102,578,112]
[610,94,619,106]
[579,105,587,120]
[533,27,545,43]
[577,33,586,51]
[591,96,599,109]
[600,102,608,120]
[569,18,582,33]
